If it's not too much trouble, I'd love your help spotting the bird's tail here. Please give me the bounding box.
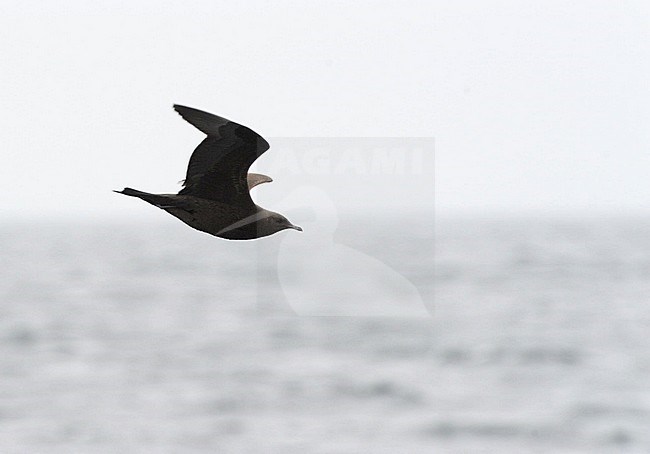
[114,187,151,198]
[113,187,177,208]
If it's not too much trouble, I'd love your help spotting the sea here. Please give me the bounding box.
[1,213,649,453]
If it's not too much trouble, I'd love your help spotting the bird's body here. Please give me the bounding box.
[115,105,301,240]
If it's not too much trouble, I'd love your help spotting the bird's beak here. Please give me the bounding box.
[290,225,303,232]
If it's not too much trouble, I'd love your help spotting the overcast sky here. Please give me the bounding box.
[1,0,648,220]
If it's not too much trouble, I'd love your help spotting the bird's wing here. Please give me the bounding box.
[247,173,273,190]
[173,104,270,209]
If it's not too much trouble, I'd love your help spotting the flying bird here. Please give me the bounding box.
[115,105,302,240]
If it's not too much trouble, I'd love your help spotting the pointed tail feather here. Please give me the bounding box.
[114,187,151,197]
[113,188,177,208]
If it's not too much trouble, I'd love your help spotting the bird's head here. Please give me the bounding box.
[264,211,302,235]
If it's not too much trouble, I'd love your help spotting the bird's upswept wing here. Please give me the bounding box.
[247,173,273,190]
[173,105,270,210]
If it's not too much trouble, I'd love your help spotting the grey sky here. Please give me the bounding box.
[1,0,648,219]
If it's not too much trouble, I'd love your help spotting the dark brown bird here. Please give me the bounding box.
[115,105,302,240]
